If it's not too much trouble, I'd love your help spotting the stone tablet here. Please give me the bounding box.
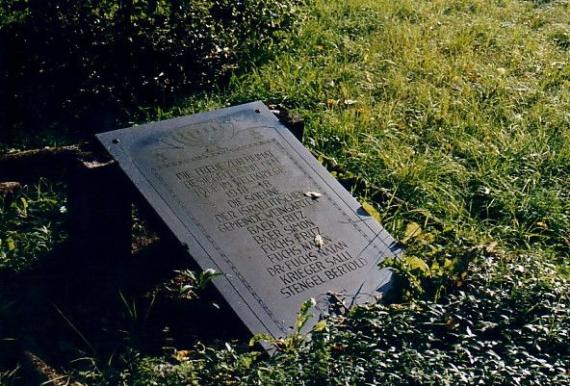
[97,101,400,339]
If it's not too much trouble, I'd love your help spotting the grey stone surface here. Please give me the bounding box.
[97,101,400,339]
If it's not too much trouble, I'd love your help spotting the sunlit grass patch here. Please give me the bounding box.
[129,0,570,306]
[200,0,570,259]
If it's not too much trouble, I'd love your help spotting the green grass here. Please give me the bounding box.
[0,0,569,384]
[152,0,569,267]
[0,180,66,272]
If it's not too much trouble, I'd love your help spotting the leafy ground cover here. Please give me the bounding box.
[0,0,306,147]
[1,0,569,384]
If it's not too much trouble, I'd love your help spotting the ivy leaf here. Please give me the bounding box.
[6,238,16,251]
[402,222,422,243]
[313,320,327,332]
[406,256,430,276]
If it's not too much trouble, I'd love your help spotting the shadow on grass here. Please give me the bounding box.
[0,232,249,382]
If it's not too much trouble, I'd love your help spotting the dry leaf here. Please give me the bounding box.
[314,234,324,249]
[174,350,190,362]
[485,241,498,253]
[304,191,322,200]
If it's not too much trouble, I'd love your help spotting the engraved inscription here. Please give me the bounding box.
[97,102,399,339]
[155,139,371,300]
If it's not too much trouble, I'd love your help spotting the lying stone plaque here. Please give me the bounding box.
[97,101,400,339]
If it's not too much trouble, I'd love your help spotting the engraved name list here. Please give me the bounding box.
[166,145,367,300]
[97,101,399,339]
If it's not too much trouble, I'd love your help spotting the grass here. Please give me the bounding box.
[0,180,66,272]
[149,0,569,269]
[0,0,568,384]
